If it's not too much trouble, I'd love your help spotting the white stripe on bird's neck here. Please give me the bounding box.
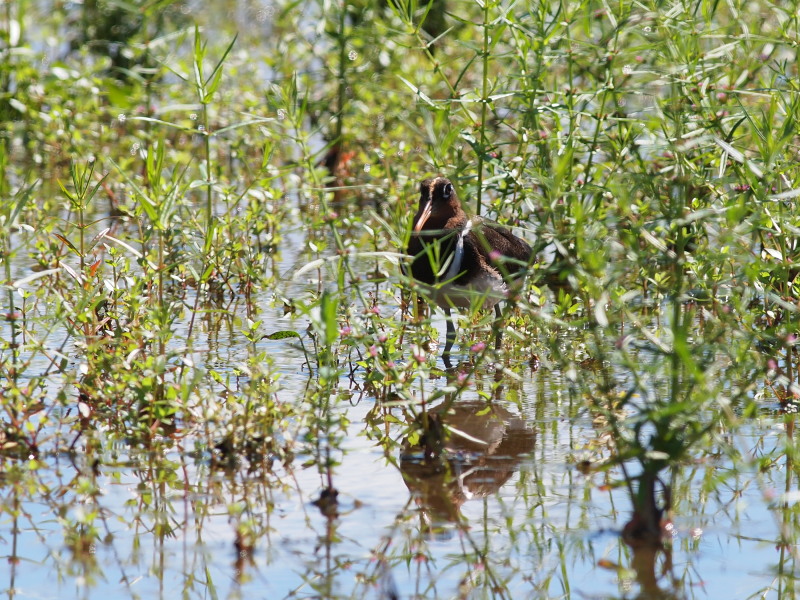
[442,219,473,282]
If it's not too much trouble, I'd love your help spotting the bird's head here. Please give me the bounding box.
[413,177,461,232]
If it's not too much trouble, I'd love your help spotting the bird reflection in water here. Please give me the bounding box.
[399,400,535,536]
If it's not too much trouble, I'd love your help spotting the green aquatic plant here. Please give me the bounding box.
[4,0,800,597]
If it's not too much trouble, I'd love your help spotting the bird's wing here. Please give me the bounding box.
[470,218,533,273]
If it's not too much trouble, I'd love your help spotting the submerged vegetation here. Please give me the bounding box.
[2,0,800,597]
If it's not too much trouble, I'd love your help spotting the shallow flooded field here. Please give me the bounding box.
[3,0,800,598]
[5,325,796,600]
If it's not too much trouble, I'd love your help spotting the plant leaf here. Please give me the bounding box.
[264,330,301,340]
[53,233,82,257]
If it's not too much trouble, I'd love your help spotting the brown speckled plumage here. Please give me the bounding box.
[405,177,532,361]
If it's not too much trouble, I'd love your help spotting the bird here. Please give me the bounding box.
[405,177,532,364]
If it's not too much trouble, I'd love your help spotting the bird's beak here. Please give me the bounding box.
[414,200,433,232]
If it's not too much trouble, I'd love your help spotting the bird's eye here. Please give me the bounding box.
[443,183,453,199]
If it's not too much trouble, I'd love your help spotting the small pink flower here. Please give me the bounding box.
[370,306,381,315]
[767,358,778,371]
[339,326,352,336]
[377,333,388,343]
[489,250,502,262]
[470,342,486,353]
[387,361,395,368]
[369,345,378,357]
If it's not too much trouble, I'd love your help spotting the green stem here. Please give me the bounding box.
[670,190,686,406]
[4,237,17,376]
[335,0,348,149]
[204,103,213,253]
[476,0,491,216]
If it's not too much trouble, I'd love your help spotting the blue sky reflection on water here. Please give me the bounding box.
[3,357,791,600]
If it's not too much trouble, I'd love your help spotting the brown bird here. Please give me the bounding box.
[406,177,532,363]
